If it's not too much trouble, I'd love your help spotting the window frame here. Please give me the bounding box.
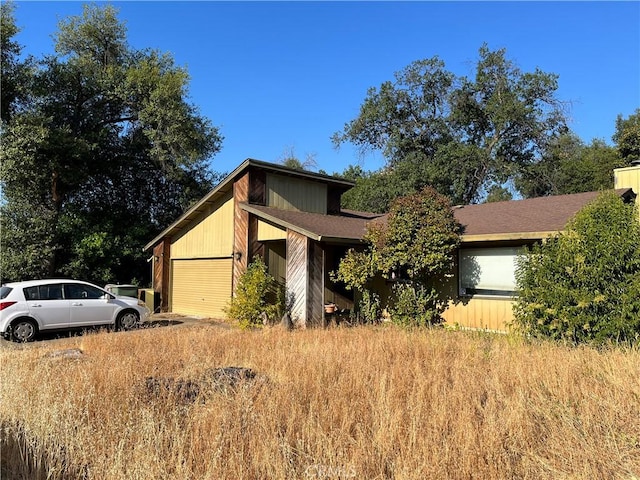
[458,246,524,298]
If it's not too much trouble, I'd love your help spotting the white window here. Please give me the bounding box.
[459,247,523,297]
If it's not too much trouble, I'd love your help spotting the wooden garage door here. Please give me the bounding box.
[171,259,233,318]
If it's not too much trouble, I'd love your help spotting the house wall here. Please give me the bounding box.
[170,192,234,259]
[266,173,327,213]
[287,230,308,326]
[442,297,514,332]
[615,164,640,222]
[257,220,286,241]
[152,238,170,312]
[266,241,287,286]
[439,247,517,332]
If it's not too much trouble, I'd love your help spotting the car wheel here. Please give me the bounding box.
[117,311,139,331]
[11,319,37,342]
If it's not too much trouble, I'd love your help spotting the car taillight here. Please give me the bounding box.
[0,301,17,311]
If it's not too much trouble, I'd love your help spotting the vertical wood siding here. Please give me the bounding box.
[152,239,171,312]
[266,241,287,285]
[170,193,234,259]
[250,169,266,205]
[327,186,342,214]
[442,297,514,332]
[266,174,327,213]
[615,165,640,222]
[434,250,515,332]
[287,230,308,326]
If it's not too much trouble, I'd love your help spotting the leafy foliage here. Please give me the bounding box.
[225,257,282,329]
[516,133,625,198]
[514,192,640,344]
[614,109,640,163]
[0,4,222,284]
[334,187,461,326]
[335,44,567,210]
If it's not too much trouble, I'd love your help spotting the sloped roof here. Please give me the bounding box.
[240,204,384,242]
[454,188,635,241]
[145,155,635,250]
[244,189,635,244]
[144,158,355,250]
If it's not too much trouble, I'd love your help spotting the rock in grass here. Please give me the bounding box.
[141,367,266,404]
[202,366,257,392]
[143,376,201,404]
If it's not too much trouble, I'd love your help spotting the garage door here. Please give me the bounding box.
[171,259,233,318]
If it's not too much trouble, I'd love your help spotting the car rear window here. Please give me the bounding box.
[0,286,13,299]
[24,284,64,301]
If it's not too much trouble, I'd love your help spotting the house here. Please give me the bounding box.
[144,159,383,326]
[443,185,637,331]
[145,160,640,331]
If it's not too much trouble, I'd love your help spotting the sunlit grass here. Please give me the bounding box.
[1,323,639,479]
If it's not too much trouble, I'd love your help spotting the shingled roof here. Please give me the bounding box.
[243,189,635,244]
[240,203,384,243]
[454,188,635,241]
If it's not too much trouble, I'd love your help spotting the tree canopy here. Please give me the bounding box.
[515,133,626,198]
[334,44,568,210]
[334,187,461,325]
[614,108,640,164]
[0,4,222,284]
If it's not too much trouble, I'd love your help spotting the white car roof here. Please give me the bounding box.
[2,279,97,288]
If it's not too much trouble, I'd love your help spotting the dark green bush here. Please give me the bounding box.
[514,192,640,344]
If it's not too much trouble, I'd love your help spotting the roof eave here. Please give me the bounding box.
[461,231,558,243]
[239,203,322,241]
[240,203,365,244]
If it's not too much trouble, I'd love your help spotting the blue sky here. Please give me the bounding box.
[12,1,640,175]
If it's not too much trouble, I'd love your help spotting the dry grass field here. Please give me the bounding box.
[1,322,639,479]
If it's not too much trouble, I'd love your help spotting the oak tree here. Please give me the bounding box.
[0,4,222,284]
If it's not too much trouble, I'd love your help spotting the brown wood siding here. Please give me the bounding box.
[307,240,324,326]
[170,259,232,318]
[233,173,250,293]
[152,239,170,312]
[250,169,266,205]
[327,186,342,215]
[249,214,264,262]
[287,230,308,326]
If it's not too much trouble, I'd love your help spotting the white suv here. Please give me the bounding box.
[0,279,150,342]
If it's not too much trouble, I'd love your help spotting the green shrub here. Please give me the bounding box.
[334,186,460,327]
[514,192,640,344]
[387,282,442,327]
[225,257,281,329]
[355,290,381,324]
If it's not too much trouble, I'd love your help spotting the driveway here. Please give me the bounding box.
[0,314,230,350]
